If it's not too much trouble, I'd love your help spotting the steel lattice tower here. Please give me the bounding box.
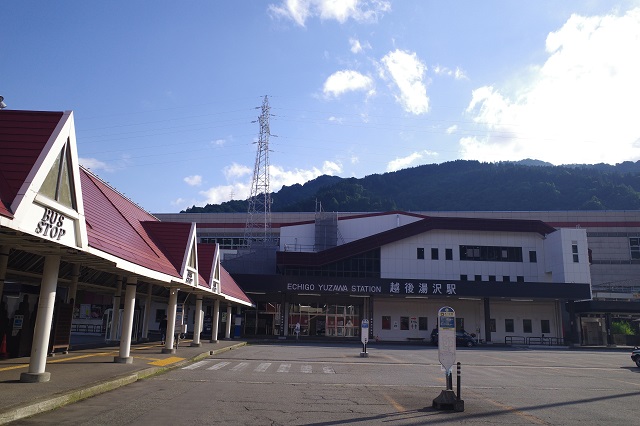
[244,95,274,247]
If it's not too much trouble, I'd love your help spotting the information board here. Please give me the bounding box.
[437,306,456,372]
[361,319,369,345]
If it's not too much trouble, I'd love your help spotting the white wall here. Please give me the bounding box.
[380,230,548,282]
[544,228,591,284]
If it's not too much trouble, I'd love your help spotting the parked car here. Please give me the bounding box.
[632,346,640,368]
[430,329,477,347]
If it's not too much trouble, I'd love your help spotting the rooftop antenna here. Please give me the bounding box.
[244,95,275,247]
[0,96,6,109]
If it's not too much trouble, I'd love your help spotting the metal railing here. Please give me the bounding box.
[505,335,564,346]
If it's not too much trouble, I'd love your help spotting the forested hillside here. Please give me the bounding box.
[182,160,640,213]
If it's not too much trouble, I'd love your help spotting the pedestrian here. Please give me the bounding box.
[159,315,167,345]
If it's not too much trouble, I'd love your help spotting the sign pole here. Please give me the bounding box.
[433,306,464,411]
[360,319,369,358]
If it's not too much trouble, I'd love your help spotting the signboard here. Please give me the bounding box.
[437,306,456,372]
[175,303,184,328]
[361,319,369,345]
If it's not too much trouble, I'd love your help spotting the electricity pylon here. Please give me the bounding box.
[244,95,274,247]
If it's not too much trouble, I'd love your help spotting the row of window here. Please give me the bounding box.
[417,246,537,263]
[496,318,551,334]
[460,275,525,283]
[380,316,551,334]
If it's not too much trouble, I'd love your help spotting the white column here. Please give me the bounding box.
[141,283,152,341]
[0,246,10,300]
[162,288,178,354]
[210,299,220,343]
[20,255,60,383]
[191,295,203,347]
[114,277,137,364]
[225,305,232,339]
[67,263,80,304]
[109,277,123,341]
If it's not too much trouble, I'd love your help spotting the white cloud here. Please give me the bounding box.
[184,175,202,186]
[349,37,370,54]
[433,65,468,80]
[79,157,113,172]
[328,116,344,124]
[446,125,458,134]
[462,7,640,165]
[386,150,438,172]
[198,161,343,205]
[380,49,430,115]
[349,38,363,53]
[223,162,252,180]
[212,138,226,147]
[323,70,375,98]
[268,0,390,26]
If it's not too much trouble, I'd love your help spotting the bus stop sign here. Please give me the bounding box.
[437,306,456,372]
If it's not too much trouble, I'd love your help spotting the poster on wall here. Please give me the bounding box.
[410,317,418,330]
[80,304,91,319]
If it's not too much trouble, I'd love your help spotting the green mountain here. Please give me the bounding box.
[182,160,640,213]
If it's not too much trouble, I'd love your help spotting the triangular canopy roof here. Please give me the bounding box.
[0,109,251,305]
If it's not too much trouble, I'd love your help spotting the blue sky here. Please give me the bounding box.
[3,1,640,213]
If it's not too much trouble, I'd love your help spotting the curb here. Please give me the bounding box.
[0,342,247,425]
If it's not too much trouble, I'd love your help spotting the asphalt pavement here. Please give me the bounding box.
[0,335,247,425]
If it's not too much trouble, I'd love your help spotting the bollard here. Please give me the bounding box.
[457,362,461,400]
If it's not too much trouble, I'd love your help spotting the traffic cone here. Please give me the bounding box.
[0,335,8,359]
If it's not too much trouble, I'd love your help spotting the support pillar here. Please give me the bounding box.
[162,288,178,354]
[483,298,492,344]
[141,283,152,342]
[210,299,220,343]
[191,295,203,347]
[67,263,80,304]
[225,305,232,339]
[114,277,137,364]
[109,277,123,342]
[20,255,60,383]
[0,246,10,302]
[283,302,289,337]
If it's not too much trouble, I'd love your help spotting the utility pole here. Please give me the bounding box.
[244,95,274,247]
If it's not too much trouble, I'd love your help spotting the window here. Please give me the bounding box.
[381,316,391,330]
[488,275,496,282]
[417,248,425,260]
[456,318,465,331]
[431,248,439,260]
[505,319,514,333]
[445,248,453,260]
[631,238,640,259]
[529,250,537,263]
[572,243,579,263]
[489,319,496,332]
[517,276,524,283]
[475,275,482,282]
[400,316,409,330]
[459,245,523,262]
[419,317,428,331]
[541,320,550,334]
[523,319,532,333]
[502,276,510,283]
[460,274,468,281]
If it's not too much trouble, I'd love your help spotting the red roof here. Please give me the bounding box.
[196,243,217,289]
[278,215,557,267]
[81,168,182,278]
[0,110,64,218]
[220,266,253,305]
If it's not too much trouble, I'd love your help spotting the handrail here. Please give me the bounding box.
[505,335,565,346]
[505,335,526,345]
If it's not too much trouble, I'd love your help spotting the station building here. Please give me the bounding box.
[158,210,629,345]
[0,109,252,381]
